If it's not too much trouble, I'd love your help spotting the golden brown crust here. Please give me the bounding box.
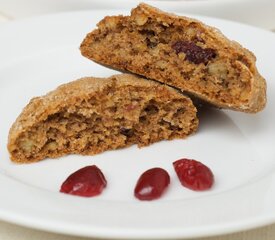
[80,3,266,113]
[8,74,198,163]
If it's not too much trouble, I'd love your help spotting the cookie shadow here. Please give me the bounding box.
[197,106,239,133]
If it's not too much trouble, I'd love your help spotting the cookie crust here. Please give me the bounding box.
[80,3,266,113]
[8,74,198,163]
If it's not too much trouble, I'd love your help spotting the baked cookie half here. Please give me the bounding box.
[8,74,198,163]
[80,3,266,113]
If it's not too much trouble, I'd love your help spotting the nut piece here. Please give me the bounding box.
[178,52,186,60]
[135,14,148,26]
[103,17,120,29]
[156,60,167,70]
[46,141,58,151]
[20,139,35,153]
[208,61,228,80]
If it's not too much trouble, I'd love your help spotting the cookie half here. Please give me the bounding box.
[8,74,198,163]
[80,3,266,113]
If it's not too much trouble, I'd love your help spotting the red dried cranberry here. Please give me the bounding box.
[125,103,137,111]
[173,158,214,191]
[134,168,170,201]
[172,40,216,64]
[60,165,107,197]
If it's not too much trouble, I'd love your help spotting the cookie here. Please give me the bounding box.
[80,3,266,113]
[8,74,198,163]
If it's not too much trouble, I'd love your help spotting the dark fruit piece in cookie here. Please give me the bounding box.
[80,3,266,113]
[8,74,198,163]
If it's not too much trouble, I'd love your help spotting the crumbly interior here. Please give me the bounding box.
[11,85,197,163]
[81,13,253,107]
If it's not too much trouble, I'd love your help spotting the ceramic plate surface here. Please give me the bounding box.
[0,10,274,239]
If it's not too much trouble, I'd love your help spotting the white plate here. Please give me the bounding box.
[2,0,275,29]
[0,10,275,239]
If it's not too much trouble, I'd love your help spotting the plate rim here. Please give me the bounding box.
[0,9,275,239]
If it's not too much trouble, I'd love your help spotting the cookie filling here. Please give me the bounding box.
[80,4,266,112]
[8,75,198,163]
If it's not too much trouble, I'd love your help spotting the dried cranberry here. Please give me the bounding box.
[125,103,137,111]
[60,165,107,197]
[134,168,170,201]
[144,104,159,114]
[173,159,214,191]
[172,40,216,64]
[120,127,134,137]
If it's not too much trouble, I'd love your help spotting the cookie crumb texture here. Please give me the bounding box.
[8,74,198,163]
[80,3,266,113]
